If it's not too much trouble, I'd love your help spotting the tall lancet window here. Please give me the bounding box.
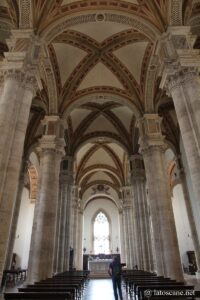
[93,211,110,254]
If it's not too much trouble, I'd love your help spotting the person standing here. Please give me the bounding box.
[108,256,123,300]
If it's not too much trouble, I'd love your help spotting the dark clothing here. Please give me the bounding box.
[109,260,123,300]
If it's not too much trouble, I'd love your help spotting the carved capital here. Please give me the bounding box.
[137,114,167,154]
[3,69,25,82]
[129,154,145,181]
[37,135,65,158]
[164,67,198,93]
[23,74,37,93]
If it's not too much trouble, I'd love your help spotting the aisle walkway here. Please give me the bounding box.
[83,279,129,300]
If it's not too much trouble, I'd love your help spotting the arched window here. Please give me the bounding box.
[93,211,110,254]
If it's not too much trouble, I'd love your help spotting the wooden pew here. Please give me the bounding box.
[4,291,73,300]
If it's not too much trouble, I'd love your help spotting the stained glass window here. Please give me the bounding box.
[93,211,110,254]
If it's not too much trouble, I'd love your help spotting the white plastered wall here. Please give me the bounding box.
[13,151,39,269]
[13,187,35,269]
[172,184,195,268]
[165,148,195,269]
[83,198,120,254]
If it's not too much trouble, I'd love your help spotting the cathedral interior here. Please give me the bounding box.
[0,0,200,293]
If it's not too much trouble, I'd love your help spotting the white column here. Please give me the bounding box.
[138,114,183,281]
[162,70,200,274]
[27,116,65,283]
[0,73,36,283]
[0,70,25,197]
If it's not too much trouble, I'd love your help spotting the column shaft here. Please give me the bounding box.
[138,114,183,280]
[28,150,62,282]
[166,72,200,272]
[0,77,35,283]
[27,116,65,283]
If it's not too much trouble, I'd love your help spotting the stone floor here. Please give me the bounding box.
[1,275,200,300]
[83,278,129,300]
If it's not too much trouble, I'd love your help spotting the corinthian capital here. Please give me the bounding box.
[164,67,198,93]
[157,26,200,92]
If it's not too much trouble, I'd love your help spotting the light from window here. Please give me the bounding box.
[94,211,110,254]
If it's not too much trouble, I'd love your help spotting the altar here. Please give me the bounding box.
[88,259,112,278]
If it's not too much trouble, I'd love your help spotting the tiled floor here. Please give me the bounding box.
[83,278,129,300]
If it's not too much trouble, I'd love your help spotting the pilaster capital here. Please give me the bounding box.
[37,135,65,158]
[0,74,4,89]
[1,68,37,95]
[3,69,25,82]
[157,26,200,92]
[122,200,133,209]
[129,154,146,181]
[121,186,133,209]
[162,66,198,94]
[60,173,74,185]
[137,114,167,154]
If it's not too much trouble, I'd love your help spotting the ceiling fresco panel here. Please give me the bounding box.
[113,41,148,84]
[78,62,125,90]
[111,106,133,132]
[53,43,87,86]
[85,148,117,168]
[85,115,119,135]
[70,108,91,131]
[87,171,113,183]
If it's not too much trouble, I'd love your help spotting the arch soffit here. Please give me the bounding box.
[41,11,162,44]
[73,134,129,156]
[78,165,122,185]
[83,194,120,210]
[62,93,141,120]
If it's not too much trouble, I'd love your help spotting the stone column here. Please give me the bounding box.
[0,70,26,197]
[56,157,74,273]
[122,187,135,269]
[129,155,154,271]
[27,116,65,283]
[138,114,183,281]
[161,70,200,274]
[0,73,36,284]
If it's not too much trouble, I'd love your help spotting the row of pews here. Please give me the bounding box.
[122,270,195,300]
[4,270,89,300]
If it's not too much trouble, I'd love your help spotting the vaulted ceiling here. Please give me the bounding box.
[0,0,199,203]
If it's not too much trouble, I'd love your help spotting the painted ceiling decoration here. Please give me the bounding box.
[0,0,199,203]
